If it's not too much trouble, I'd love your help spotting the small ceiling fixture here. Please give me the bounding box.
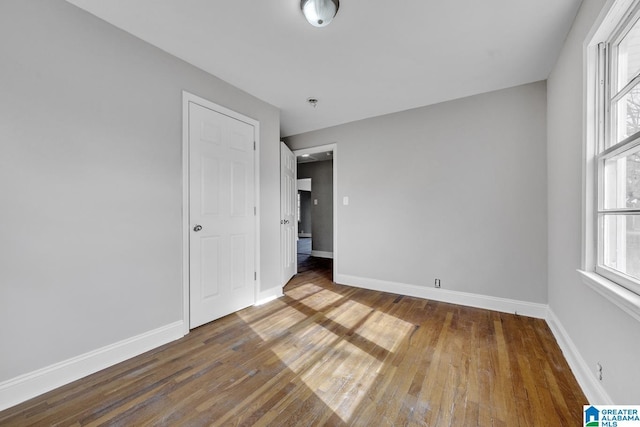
[300,0,339,28]
[307,97,319,108]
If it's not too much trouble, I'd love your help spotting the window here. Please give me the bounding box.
[591,2,640,297]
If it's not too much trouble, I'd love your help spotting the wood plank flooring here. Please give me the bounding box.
[0,258,586,426]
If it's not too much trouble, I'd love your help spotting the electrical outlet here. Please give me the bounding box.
[596,362,603,381]
[434,278,441,288]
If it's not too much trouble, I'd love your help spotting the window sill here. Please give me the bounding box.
[578,270,640,323]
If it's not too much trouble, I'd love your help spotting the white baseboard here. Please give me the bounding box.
[335,274,548,319]
[311,250,333,259]
[0,320,185,412]
[256,287,284,306]
[545,309,613,404]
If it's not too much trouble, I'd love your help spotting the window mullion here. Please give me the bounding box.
[598,133,640,158]
[611,72,640,102]
[599,209,640,214]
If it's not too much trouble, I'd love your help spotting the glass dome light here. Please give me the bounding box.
[300,0,339,28]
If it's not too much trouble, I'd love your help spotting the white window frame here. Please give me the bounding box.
[581,0,640,322]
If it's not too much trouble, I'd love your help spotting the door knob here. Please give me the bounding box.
[193,225,203,232]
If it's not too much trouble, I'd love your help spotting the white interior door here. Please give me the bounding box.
[189,101,256,329]
[281,141,296,285]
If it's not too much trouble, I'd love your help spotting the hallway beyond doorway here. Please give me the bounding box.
[297,237,312,266]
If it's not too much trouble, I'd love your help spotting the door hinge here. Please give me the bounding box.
[254,206,257,215]
[253,141,256,151]
[254,272,257,280]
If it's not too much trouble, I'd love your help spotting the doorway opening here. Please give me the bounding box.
[293,144,336,280]
[297,178,312,262]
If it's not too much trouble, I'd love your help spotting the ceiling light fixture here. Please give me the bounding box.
[307,97,319,108]
[300,0,339,28]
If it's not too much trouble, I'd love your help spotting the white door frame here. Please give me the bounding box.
[292,143,337,283]
[182,91,261,335]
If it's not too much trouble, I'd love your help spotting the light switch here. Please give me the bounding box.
[314,199,318,205]
[343,196,349,206]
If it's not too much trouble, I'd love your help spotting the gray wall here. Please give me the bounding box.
[0,0,280,382]
[547,0,640,402]
[285,81,548,303]
[298,191,312,236]
[297,160,334,253]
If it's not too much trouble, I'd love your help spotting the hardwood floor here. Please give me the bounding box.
[1,258,586,426]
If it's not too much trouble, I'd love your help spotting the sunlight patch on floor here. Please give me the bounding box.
[299,287,345,311]
[237,304,306,341]
[355,310,415,354]
[283,297,411,421]
[324,298,374,330]
[270,321,342,372]
[286,282,325,300]
[302,337,381,422]
[240,281,414,423]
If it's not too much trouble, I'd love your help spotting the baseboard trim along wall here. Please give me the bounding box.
[0,320,185,412]
[310,250,333,259]
[335,274,548,318]
[546,309,613,404]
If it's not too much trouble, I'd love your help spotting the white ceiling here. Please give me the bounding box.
[65,0,583,137]
[297,150,333,163]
